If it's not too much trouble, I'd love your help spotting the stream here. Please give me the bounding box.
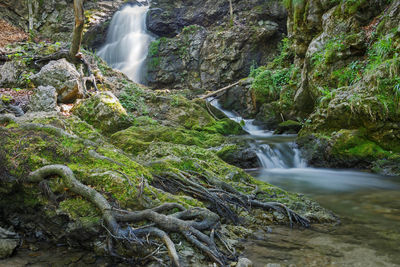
[1,2,399,266]
[210,98,400,267]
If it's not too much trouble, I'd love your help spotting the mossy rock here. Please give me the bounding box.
[330,129,389,160]
[274,120,302,134]
[110,124,227,156]
[72,92,133,135]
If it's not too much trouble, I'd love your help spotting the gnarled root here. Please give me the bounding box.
[153,171,310,228]
[28,165,227,266]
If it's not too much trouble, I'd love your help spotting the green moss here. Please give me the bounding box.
[111,124,227,156]
[59,198,101,220]
[331,129,389,159]
[72,92,133,135]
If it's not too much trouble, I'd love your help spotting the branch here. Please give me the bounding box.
[199,81,240,99]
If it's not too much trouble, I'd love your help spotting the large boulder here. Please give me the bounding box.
[28,86,58,112]
[72,91,132,134]
[31,59,84,103]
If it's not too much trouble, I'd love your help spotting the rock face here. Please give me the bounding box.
[0,0,126,43]
[146,0,287,92]
[72,91,132,135]
[29,86,58,112]
[281,0,400,172]
[31,59,83,103]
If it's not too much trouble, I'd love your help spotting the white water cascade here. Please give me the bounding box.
[209,98,307,169]
[209,98,400,193]
[97,2,154,83]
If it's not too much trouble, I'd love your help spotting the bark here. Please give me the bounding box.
[70,0,85,59]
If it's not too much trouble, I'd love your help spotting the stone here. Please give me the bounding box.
[0,239,18,259]
[0,227,19,259]
[29,86,58,112]
[236,257,253,267]
[274,120,302,134]
[0,61,24,88]
[71,91,132,134]
[30,58,84,103]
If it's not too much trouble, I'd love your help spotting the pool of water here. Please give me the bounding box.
[210,98,400,266]
[243,161,400,267]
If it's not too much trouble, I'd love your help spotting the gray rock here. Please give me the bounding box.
[0,61,24,88]
[146,0,287,93]
[0,227,19,259]
[29,86,58,112]
[237,257,253,267]
[31,59,83,103]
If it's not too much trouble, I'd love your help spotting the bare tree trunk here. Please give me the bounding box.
[70,0,85,59]
[228,0,233,25]
[27,0,33,32]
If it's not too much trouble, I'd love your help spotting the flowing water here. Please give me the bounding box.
[209,98,400,266]
[97,2,154,83]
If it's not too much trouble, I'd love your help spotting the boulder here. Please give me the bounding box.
[31,58,83,103]
[274,120,302,134]
[0,61,24,88]
[0,227,19,259]
[72,91,132,134]
[29,86,58,112]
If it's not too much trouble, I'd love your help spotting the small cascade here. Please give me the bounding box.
[209,98,306,169]
[97,2,154,83]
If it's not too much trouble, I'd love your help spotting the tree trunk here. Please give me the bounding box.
[70,0,85,59]
[228,0,233,25]
[28,0,33,32]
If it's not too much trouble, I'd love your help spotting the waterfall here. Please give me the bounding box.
[209,98,307,169]
[97,2,154,83]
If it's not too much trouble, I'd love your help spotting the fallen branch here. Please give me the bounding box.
[199,81,241,99]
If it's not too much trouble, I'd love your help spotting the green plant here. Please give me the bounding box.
[331,61,364,87]
[118,82,149,115]
[317,87,335,106]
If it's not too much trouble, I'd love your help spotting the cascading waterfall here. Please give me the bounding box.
[209,98,307,169]
[209,98,398,192]
[97,2,154,83]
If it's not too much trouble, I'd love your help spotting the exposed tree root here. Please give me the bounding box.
[153,171,310,228]
[28,165,227,266]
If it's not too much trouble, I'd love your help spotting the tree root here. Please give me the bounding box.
[28,165,227,266]
[153,171,310,228]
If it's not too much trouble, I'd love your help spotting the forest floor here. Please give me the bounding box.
[0,20,27,49]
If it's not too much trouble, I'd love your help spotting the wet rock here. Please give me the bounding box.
[30,59,84,103]
[72,91,132,135]
[220,78,256,118]
[236,257,253,267]
[216,144,260,169]
[274,120,302,134]
[28,86,58,112]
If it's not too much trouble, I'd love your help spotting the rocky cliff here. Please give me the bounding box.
[145,0,287,92]
[225,0,400,174]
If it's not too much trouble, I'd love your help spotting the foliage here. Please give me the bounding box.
[250,65,293,105]
[331,60,364,87]
[118,80,149,115]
